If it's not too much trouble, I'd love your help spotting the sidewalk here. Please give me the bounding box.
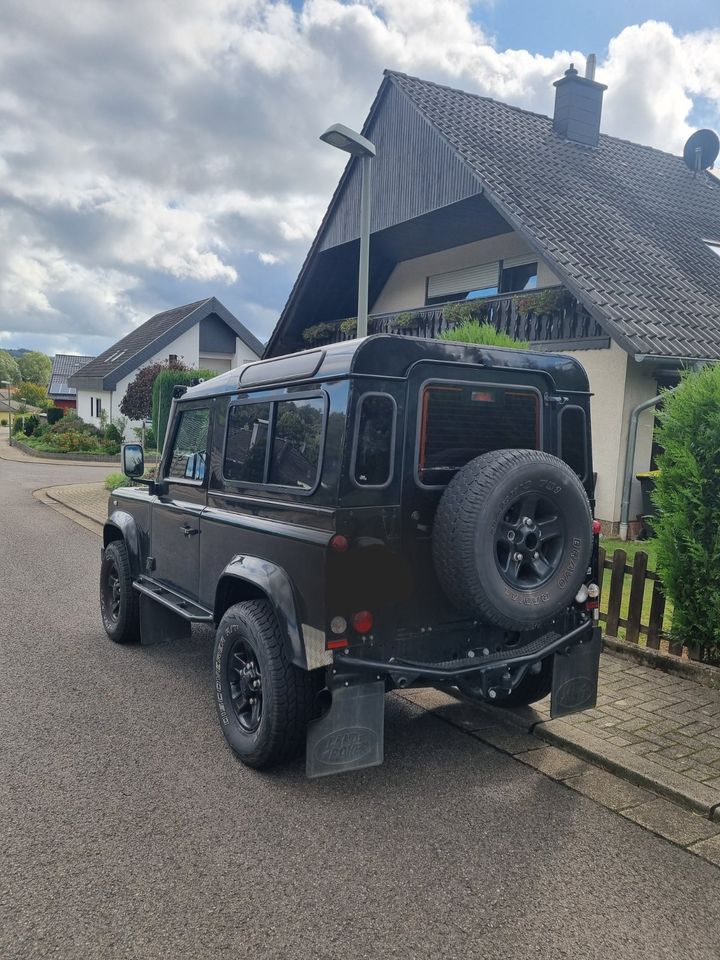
[40,477,720,832]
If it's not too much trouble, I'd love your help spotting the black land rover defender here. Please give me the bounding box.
[101,335,602,777]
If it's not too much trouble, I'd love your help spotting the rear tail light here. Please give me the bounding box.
[330,534,349,553]
[592,519,601,536]
[351,610,374,634]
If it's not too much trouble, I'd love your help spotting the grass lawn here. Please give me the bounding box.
[597,536,673,642]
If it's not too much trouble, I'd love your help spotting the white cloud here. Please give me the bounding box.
[0,3,718,353]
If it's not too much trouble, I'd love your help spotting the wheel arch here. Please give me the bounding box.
[214,557,319,671]
[103,510,142,578]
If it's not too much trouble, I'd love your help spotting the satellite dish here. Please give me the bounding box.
[683,129,720,173]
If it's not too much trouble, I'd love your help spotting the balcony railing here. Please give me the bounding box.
[301,286,604,348]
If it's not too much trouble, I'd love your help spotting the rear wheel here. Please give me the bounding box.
[213,600,316,769]
[100,540,140,644]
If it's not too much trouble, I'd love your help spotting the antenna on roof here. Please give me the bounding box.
[585,54,596,81]
[683,129,720,176]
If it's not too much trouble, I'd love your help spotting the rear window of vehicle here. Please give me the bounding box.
[418,383,539,486]
[223,395,325,491]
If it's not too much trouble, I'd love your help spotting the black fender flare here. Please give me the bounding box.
[215,556,324,671]
[103,510,142,579]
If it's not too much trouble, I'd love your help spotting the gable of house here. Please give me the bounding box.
[267,70,720,360]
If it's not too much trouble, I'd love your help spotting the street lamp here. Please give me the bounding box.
[319,123,376,338]
[0,380,12,444]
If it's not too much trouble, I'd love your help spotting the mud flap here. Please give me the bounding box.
[550,625,601,719]
[306,681,385,778]
[139,594,191,645]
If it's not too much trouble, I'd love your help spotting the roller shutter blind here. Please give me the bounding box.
[427,261,499,299]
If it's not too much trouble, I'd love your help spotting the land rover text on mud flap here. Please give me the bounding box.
[100,335,602,778]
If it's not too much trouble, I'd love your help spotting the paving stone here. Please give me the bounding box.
[689,834,720,865]
[516,745,591,780]
[564,768,656,811]
[622,798,720,846]
[469,726,540,755]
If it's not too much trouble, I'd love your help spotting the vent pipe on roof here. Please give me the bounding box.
[553,57,607,148]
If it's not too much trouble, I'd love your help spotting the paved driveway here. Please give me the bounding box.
[2,454,720,960]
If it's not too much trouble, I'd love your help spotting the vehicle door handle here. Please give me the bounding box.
[180,523,200,537]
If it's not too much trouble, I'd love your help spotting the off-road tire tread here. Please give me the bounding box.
[433,448,591,631]
[101,540,140,644]
[216,600,316,769]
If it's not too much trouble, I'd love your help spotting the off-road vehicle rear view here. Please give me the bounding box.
[101,335,601,777]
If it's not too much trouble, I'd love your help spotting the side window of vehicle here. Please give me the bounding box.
[560,406,588,481]
[269,397,324,490]
[224,402,271,483]
[352,393,396,487]
[167,407,210,482]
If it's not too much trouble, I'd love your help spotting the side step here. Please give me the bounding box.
[133,576,214,623]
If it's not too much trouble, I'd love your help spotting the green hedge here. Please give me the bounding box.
[152,369,217,448]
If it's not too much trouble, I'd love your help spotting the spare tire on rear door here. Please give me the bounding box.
[432,449,592,632]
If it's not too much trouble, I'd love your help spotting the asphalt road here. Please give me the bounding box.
[2,454,720,960]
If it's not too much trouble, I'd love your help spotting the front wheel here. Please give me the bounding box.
[100,540,140,644]
[213,600,316,769]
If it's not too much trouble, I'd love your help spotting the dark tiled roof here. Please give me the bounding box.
[48,354,95,399]
[70,297,264,389]
[387,71,720,359]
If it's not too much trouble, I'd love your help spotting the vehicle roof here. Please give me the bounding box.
[182,334,590,401]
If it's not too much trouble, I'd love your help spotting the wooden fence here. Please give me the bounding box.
[598,547,682,657]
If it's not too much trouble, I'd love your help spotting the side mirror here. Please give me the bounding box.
[122,443,145,479]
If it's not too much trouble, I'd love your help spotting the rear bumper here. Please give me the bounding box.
[334,618,594,688]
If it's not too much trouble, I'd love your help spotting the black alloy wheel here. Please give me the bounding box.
[99,540,140,644]
[227,639,263,733]
[495,493,565,590]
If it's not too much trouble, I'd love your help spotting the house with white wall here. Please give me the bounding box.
[69,297,262,437]
[266,66,720,534]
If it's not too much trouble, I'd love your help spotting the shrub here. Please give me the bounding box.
[23,415,40,437]
[104,423,123,445]
[438,321,528,349]
[121,358,188,421]
[105,472,130,491]
[152,368,217,448]
[653,365,720,655]
[302,322,338,345]
[12,416,25,434]
[53,431,102,453]
[46,407,64,425]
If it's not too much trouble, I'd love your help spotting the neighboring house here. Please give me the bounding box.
[69,297,263,437]
[47,354,95,410]
[266,65,720,533]
[0,390,41,417]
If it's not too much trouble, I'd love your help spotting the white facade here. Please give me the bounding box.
[76,323,259,439]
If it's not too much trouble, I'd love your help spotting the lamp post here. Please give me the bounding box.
[319,123,376,338]
[0,380,12,443]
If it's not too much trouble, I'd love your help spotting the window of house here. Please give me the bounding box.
[559,406,588,481]
[500,260,538,293]
[223,395,326,491]
[95,397,102,416]
[352,393,396,487]
[167,407,210,482]
[426,262,499,306]
[90,398,94,417]
[417,383,539,486]
[224,402,271,483]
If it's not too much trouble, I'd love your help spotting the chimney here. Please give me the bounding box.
[553,58,607,147]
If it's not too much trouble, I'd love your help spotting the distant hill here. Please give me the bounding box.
[6,348,31,358]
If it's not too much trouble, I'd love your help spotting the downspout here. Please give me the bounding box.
[618,394,665,541]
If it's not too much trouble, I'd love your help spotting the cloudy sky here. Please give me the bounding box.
[1,0,719,357]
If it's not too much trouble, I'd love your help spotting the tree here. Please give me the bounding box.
[18,351,51,387]
[0,350,21,384]
[16,382,50,409]
[120,358,188,421]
